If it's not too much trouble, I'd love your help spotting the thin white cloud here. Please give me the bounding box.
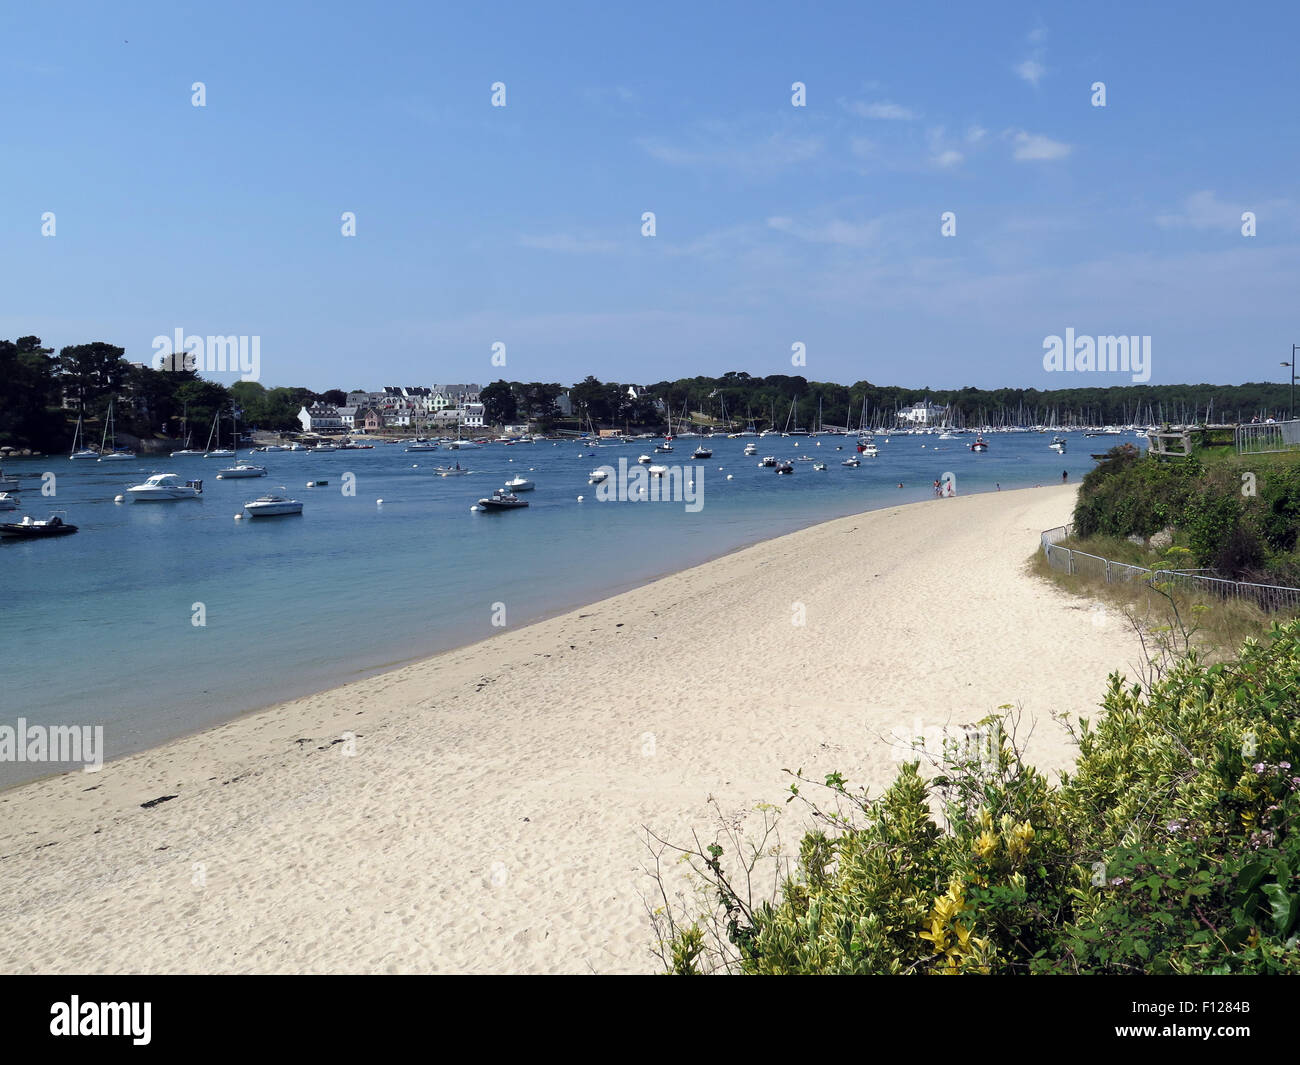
[1010,130,1071,161]
[766,215,883,247]
[843,98,918,120]
[933,149,964,168]
[637,129,822,172]
[1015,59,1046,86]
[966,125,987,144]
[1016,23,1049,86]
[519,233,620,253]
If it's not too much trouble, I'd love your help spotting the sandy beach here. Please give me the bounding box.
[0,484,1142,974]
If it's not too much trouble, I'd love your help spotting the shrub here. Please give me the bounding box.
[656,622,1300,974]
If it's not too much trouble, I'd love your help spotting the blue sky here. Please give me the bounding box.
[3,1,1297,392]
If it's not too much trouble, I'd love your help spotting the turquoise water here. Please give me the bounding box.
[0,432,1125,785]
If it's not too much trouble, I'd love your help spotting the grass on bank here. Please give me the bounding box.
[1027,541,1293,661]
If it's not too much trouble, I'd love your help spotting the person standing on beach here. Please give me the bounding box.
[1062,470,1068,482]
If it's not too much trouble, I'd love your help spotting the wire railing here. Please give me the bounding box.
[1235,418,1300,456]
[1040,524,1300,613]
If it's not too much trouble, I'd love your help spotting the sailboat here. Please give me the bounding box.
[203,410,235,458]
[216,407,267,477]
[68,413,98,460]
[96,399,136,461]
[170,403,205,456]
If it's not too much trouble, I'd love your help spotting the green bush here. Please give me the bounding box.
[658,621,1300,974]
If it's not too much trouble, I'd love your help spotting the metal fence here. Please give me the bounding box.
[1235,418,1300,456]
[1040,524,1300,613]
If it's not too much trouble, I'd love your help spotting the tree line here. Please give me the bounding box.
[3,337,1296,451]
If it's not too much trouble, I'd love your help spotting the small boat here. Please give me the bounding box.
[1049,435,1067,453]
[692,446,713,459]
[0,493,18,511]
[0,469,19,491]
[433,464,470,476]
[252,445,290,453]
[405,441,439,452]
[648,464,669,477]
[170,448,206,457]
[97,400,136,461]
[243,495,303,517]
[477,489,529,510]
[860,443,879,457]
[1,515,78,539]
[812,462,827,471]
[969,435,989,452]
[216,464,268,479]
[309,443,340,453]
[504,476,535,492]
[759,456,777,467]
[637,454,652,465]
[842,456,861,467]
[654,443,674,453]
[127,473,203,500]
[588,469,609,484]
[743,443,758,456]
[69,414,99,459]
[775,461,794,474]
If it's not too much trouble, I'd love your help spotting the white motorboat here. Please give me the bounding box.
[0,493,18,511]
[309,443,340,453]
[503,476,534,492]
[252,444,291,453]
[969,435,989,452]
[647,464,669,477]
[1049,435,1067,453]
[97,400,136,461]
[812,462,827,471]
[243,495,303,516]
[588,469,609,484]
[743,443,758,456]
[406,442,439,452]
[637,454,652,465]
[842,456,861,467]
[861,443,879,458]
[217,464,268,479]
[759,456,777,467]
[127,473,203,500]
[476,489,528,510]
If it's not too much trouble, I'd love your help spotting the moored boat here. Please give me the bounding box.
[1,515,78,539]
[243,495,303,516]
[127,473,203,500]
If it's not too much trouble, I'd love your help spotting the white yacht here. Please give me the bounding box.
[243,495,303,516]
[127,473,203,500]
[861,443,879,458]
[0,493,18,511]
[69,414,99,459]
[588,469,609,484]
[743,443,758,456]
[637,454,652,465]
[647,464,669,477]
[97,400,136,461]
[503,475,534,492]
[217,464,268,479]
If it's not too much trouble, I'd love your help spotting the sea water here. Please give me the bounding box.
[0,431,1128,785]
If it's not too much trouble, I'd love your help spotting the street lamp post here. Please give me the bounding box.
[1283,347,1298,421]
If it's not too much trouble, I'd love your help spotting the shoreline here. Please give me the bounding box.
[0,483,1144,974]
[0,478,1021,792]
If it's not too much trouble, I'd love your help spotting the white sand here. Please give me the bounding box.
[0,485,1141,974]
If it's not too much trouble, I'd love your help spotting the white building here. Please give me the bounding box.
[896,401,946,427]
[298,403,344,433]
